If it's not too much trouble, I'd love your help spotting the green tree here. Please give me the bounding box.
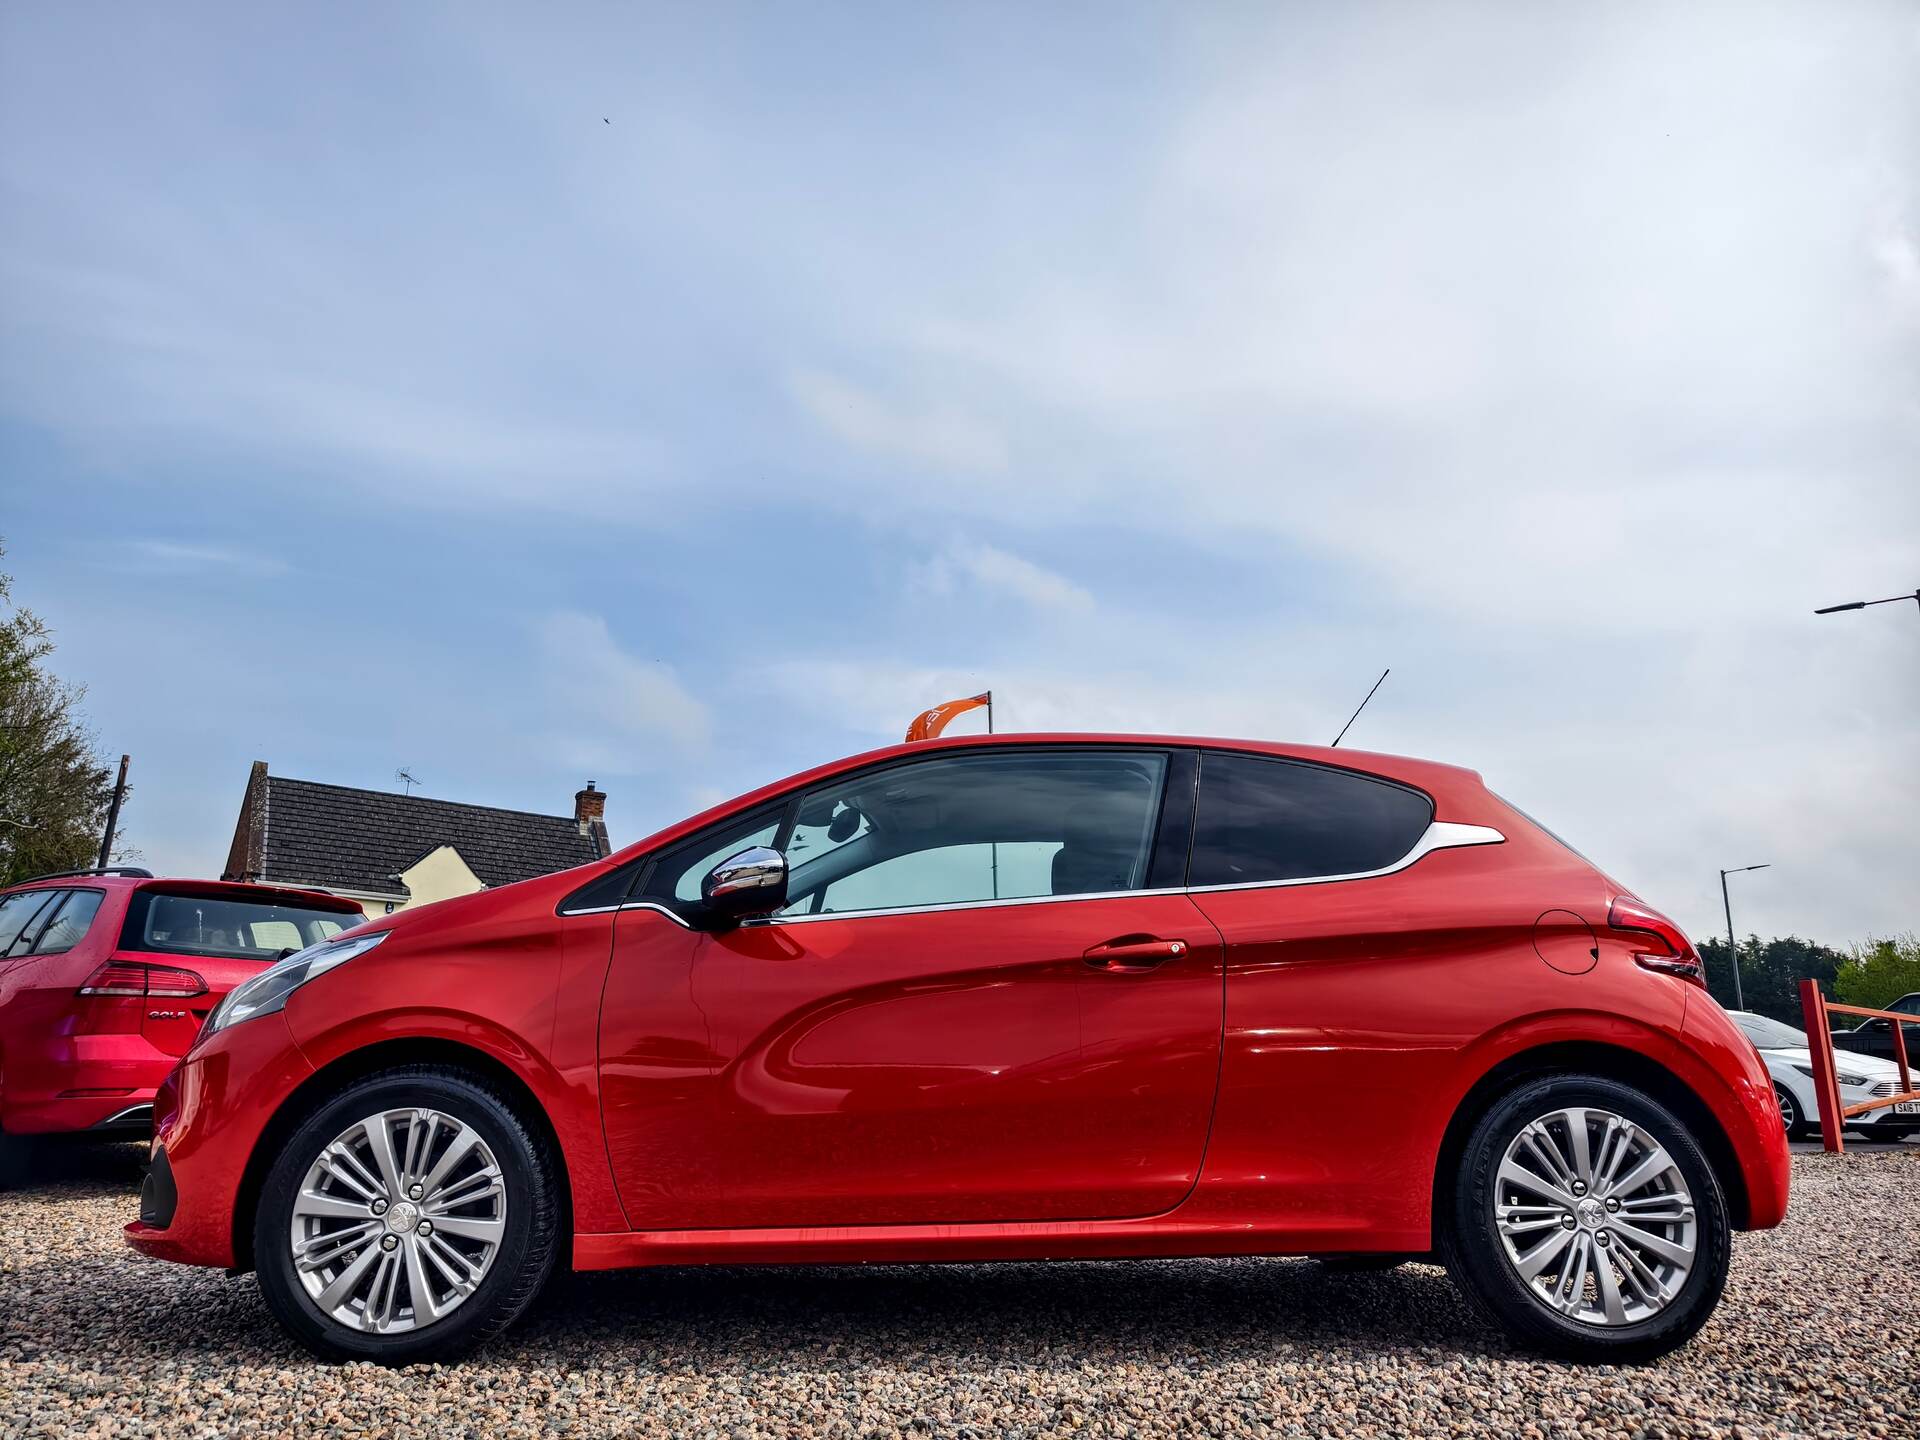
[1833,934,1920,1013]
[0,542,120,885]
[1699,934,1847,1025]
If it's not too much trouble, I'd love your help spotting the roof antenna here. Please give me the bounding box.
[395,767,420,796]
[1330,668,1390,748]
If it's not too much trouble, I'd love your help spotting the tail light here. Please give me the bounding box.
[78,960,208,999]
[1608,896,1704,986]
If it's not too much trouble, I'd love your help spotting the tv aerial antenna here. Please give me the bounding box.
[395,767,421,796]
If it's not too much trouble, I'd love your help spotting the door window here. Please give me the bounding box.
[779,750,1168,916]
[0,890,61,957]
[28,889,105,954]
[1189,752,1433,886]
[635,810,782,910]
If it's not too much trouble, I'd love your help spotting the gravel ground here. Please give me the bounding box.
[1,1143,1914,1439]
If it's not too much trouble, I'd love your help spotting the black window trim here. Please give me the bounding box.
[24,885,108,956]
[554,741,1506,927]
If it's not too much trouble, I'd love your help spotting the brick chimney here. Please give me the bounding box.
[574,781,611,856]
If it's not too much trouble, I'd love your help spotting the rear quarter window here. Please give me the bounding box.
[1189,752,1435,886]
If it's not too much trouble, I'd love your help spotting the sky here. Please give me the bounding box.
[2,2,1915,947]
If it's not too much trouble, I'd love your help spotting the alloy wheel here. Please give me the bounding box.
[1776,1088,1799,1133]
[1492,1105,1697,1327]
[289,1107,507,1334]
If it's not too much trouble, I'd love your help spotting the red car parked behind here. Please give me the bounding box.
[122,736,1789,1365]
[0,869,363,1150]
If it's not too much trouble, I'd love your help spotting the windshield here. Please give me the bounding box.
[1734,1013,1807,1050]
[122,890,356,961]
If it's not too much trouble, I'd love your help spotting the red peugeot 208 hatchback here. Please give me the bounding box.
[0,869,364,1162]
[125,736,1787,1364]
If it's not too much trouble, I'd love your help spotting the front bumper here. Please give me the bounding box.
[122,1012,314,1270]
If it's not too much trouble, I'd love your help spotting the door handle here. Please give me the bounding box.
[1084,936,1188,970]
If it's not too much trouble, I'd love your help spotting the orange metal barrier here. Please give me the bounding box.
[1797,979,1920,1152]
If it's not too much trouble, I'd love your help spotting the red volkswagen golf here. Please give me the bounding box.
[124,736,1788,1364]
[0,870,363,1148]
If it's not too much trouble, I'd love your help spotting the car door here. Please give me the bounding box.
[598,746,1225,1230]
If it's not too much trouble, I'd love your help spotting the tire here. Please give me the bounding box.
[1774,1085,1810,1141]
[1440,1073,1730,1363]
[254,1066,562,1364]
[0,1130,39,1191]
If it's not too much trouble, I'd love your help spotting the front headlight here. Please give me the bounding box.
[200,932,388,1041]
[1791,1061,1869,1088]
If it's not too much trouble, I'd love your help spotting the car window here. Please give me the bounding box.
[1735,1013,1806,1049]
[28,889,105,954]
[0,889,61,956]
[635,810,782,908]
[1189,751,1434,887]
[1891,994,1920,1016]
[779,749,1168,916]
[122,891,357,960]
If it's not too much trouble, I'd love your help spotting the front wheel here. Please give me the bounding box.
[254,1066,562,1363]
[1774,1085,1810,1141]
[1441,1074,1730,1362]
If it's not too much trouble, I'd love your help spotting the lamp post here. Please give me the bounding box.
[1814,588,1918,617]
[1718,864,1769,1011]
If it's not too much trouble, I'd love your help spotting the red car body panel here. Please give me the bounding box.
[0,875,362,1136]
[121,734,1790,1276]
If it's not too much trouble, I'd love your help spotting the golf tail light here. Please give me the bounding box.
[78,960,208,999]
[1609,896,1705,987]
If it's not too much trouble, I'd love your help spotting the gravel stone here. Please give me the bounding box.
[0,1144,1912,1439]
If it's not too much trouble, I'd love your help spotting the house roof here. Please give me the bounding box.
[223,766,608,897]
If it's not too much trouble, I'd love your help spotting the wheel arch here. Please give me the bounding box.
[1429,1040,1753,1237]
[229,1036,572,1273]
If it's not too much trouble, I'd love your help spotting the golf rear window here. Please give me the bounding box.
[120,889,357,961]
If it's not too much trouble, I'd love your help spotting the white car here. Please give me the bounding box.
[1728,1011,1920,1141]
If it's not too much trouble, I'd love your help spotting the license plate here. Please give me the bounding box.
[1896,1101,1920,1116]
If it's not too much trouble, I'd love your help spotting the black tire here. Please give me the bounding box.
[1774,1085,1810,1141]
[1313,1253,1413,1273]
[0,1130,39,1191]
[254,1066,562,1364]
[1440,1073,1730,1363]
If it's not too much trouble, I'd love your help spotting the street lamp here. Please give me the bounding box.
[1814,588,1918,617]
[1718,864,1770,1011]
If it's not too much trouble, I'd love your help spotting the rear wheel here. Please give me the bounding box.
[1441,1074,1729,1362]
[255,1067,561,1363]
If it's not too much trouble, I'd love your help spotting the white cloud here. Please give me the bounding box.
[919,540,1094,616]
[104,540,289,578]
[532,611,709,767]
[787,369,1007,475]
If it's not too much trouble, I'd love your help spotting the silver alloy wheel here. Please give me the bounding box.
[289,1107,507,1334]
[1776,1088,1798,1132]
[1493,1106,1696,1327]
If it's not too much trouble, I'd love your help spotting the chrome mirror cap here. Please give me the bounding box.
[700,845,788,920]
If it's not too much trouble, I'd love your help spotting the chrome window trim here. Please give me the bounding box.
[580,819,1504,929]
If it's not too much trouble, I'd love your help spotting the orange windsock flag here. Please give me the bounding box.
[905,691,992,742]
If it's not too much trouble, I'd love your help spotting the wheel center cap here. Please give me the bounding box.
[1576,1197,1605,1230]
[385,1200,420,1234]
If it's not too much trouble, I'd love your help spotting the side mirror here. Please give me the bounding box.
[699,846,787,925]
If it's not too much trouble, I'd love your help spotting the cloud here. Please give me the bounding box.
[532,611,708,766]
[787,369,1007,475]
[104,540,290,578]
[919,540,1094,616]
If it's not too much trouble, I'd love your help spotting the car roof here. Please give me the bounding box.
[1,872,362,913]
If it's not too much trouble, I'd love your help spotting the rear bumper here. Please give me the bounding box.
[122,1013,314,1270]
[2,1034,179,1135]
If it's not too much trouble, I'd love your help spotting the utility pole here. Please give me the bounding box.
[1718,863,1769,1012]
[96,754,129,869]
